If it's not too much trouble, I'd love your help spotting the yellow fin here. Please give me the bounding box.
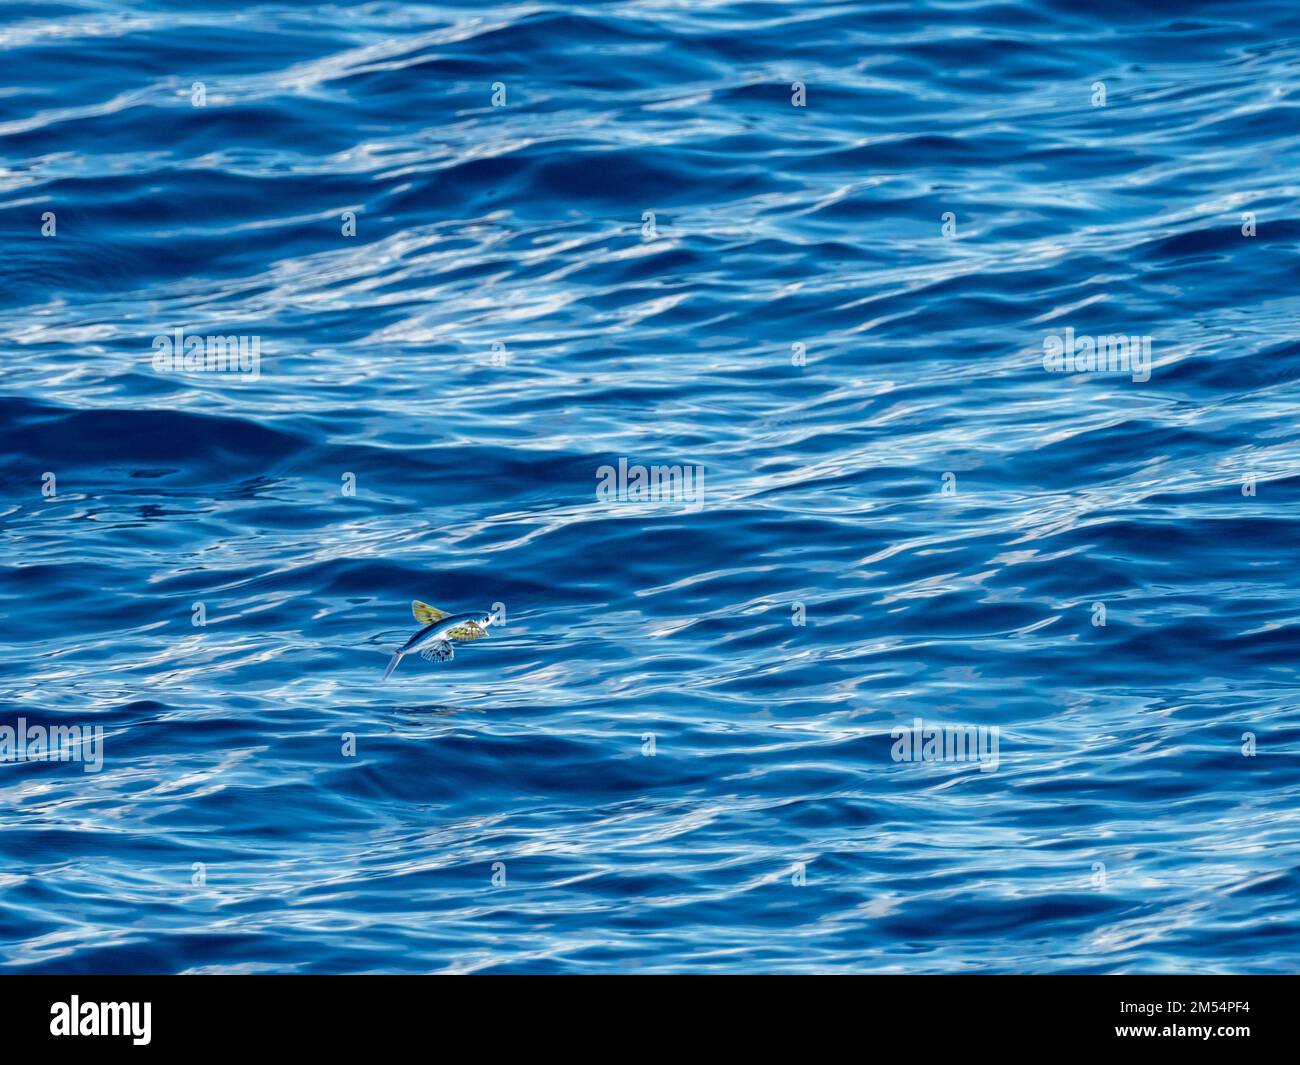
[446,622,487,642]
[412,600,449,625]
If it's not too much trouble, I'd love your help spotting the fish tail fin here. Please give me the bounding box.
[382,651,404,682]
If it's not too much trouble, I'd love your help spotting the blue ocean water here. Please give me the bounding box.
[1,0,1299,975]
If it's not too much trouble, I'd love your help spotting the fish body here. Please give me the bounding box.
[400,611,491,654]
[383,602,493,681]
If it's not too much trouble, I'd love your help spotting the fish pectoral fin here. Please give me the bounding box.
[419,640,454,663]
[412,600,449,625]
[446,622,487,642]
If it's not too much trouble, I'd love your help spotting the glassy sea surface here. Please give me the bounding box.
[1,0,1299,974]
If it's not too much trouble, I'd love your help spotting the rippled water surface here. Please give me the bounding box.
[2,0,1299,973]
